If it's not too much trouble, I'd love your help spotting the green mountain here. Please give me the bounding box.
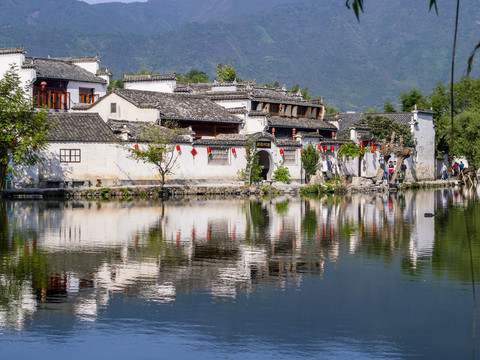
[0,0,479,111]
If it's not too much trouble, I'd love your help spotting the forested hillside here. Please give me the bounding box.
[0,0,479,111]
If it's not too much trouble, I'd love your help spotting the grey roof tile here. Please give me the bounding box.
[47,113,116,142]
[25,57,106,84]
[268,116,337,130]
[330,112,417,135]
[124,74,177,82]
[110,89,242,123]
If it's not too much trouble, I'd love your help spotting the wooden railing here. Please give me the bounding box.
[34,90,70,110]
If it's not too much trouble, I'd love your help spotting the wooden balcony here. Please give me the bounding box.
[34,90,70,110]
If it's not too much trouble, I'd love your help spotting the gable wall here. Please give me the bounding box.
[84,93,157,123]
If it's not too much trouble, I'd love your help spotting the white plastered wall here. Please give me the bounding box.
[125,80,176,93]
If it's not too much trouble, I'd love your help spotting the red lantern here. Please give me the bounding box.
[324,145,327,151]
[360,141,363,146]
[374,146,376,152]
[331,132,335,138]
[134,144,139,151]
[300,149,304,155]
[279,148,284,155]
[191,148,197,156]
[317,144,321,151]
[371,142,374,147]
[371,148,375,154]
[40,81,47,90]
[207,146,211,155]
[330,145,334,151]
[232,147,236,154]
[176,144,180,152]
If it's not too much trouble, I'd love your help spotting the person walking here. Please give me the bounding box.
[440,162,447,180]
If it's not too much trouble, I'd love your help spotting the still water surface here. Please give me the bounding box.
[0,189,479,359]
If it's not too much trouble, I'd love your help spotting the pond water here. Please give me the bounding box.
[0,188,479,359]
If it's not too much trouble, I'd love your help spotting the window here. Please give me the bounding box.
[79,88,98,104]
[111,103,117,113]
[312,108,317,118]
[208,148,229,165]
[283,149,296,165]
[285,105,292,117]
[60,149,81,163]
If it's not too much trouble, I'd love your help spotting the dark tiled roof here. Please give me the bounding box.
[52,55,99,63]
[193,132,300,148]
[24,57,106,84]
[268,116,337,130]
[124,74,176,82]
[330,112,416,135]
[227,107,247,114]
[110,89,242,123]
[106,119,192,143]
[0,45,26,55]
[47,113,115,142]
[205,91,250,101]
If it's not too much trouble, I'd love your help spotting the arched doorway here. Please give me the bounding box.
[258,150,272,180]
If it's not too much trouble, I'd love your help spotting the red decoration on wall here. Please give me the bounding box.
[191,148,197,156]
[134,144,139,151]
[279,148,284,155]
[176,144,181,152]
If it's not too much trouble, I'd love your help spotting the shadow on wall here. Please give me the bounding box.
[36,153,72,188]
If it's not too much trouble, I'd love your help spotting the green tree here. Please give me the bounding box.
[383,101,396,113]
[400,87,430,112]
[238,136,263,185]
[358,115,415,147]
[272,161,291,183]
[365,107,378,114]
[177,69,209,83]
[325,105,339,114]
[128,122,188,185]
[0,66,50,190]
[436,108,480,168]
[301,143,319,183]
[216,61,237,82]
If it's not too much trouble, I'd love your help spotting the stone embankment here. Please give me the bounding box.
[1,178,460,200]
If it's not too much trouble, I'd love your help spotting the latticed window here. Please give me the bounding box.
[208,147,229,165]
[283,149,296,165]
[60,149,81,163]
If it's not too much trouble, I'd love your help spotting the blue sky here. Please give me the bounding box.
[82,0,146,4]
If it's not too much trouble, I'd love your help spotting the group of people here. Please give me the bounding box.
[440,161,464,180]
[383,160,407,182]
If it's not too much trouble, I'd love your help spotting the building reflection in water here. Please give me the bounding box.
[0,187,475,328]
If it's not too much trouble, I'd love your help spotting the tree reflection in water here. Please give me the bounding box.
[0,188,478,330]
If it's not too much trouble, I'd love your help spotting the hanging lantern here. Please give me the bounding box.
[271,127,275,136]
[317,144,321,151]
[40,81,47,90]
[232,147,236,155]
[331,132,335,138]
[360,141,363,146]
[207,146,211,155]
[330,145,334,151]
[176,144,181,152]
[279,148,284,155]
[191,148,197,156]
[371,148,375,154]
[300,149,304,155]
[134,144,139,151]
[324,145,327,151]
[361,146,364,152]
[371,142,374,147]
[374,146,377,152]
